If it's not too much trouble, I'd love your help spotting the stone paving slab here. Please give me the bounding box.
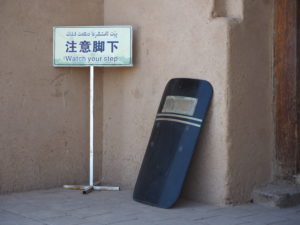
[0,188,299,225]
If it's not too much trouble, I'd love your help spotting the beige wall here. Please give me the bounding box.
[226,0,274,204]
[0,0,274,205]
[0,0,104,193]
[103,0,274,204]
[103,0,229,204]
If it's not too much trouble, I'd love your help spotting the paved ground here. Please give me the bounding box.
[0,188,299,225]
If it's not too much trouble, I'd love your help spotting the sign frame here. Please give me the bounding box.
[53,25,133,67]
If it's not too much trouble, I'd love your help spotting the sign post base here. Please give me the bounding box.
[63,183,120,194]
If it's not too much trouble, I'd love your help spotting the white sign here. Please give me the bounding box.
[53,26,132,67]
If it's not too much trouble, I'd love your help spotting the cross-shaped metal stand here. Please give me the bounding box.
[63,66,119,194]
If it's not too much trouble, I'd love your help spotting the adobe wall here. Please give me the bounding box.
[0,0,104,193]
[103,0,229,204]
[226,0,274,204]
[103,0,274,204]
[0,0,274,204]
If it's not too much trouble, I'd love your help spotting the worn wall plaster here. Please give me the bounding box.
[0,0,104,193]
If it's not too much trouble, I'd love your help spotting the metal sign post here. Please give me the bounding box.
[64,66,119,194]
[89,65,94,188]
[53,26,133,194]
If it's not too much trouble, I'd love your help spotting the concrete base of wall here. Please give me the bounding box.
[253,181,300,208]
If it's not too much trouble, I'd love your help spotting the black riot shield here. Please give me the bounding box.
[133,78,213,208]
